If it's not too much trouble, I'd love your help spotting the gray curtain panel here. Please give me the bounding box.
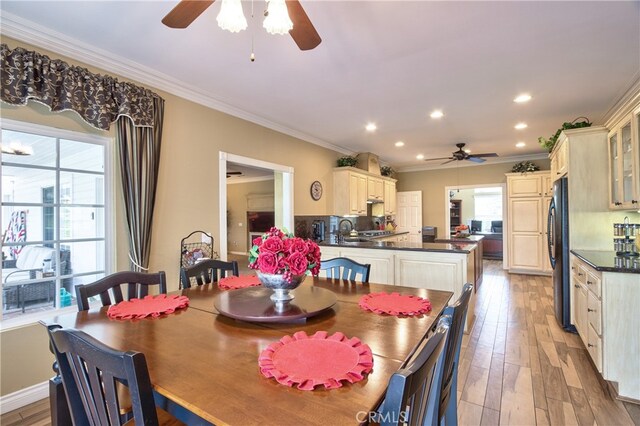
[116,96,164,271]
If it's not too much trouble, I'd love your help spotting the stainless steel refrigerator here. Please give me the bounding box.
[547,177,575,332]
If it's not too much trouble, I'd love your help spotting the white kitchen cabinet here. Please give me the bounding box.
[543,175,553,197]
[384,179,397,215]
[333,168,367,216]
[367,176,384,202]
[608,113,638,209]
[507,172,545,198]
[570,253,640,397]
[550,137,568,181]
[506,174,552,274]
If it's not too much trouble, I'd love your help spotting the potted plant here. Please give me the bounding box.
[337,156,358,167]
[538,117,591,152]
[380,166,394,177]
[511,161,540,173]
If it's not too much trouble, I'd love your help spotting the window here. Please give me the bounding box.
[1,121,112,322]
[473,187,502,233]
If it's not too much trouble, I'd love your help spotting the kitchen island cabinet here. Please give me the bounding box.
[570,250,640,402]
[319,240,477,331]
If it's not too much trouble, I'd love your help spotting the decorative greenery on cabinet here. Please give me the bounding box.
[538,117,591,152]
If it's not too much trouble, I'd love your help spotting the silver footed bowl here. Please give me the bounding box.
[256,272,306,290]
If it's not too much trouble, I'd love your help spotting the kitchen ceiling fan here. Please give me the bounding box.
[162,0,322,51]
[423,143,498,165]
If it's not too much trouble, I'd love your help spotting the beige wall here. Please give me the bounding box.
[227,179,275,253]
[0,37,341,397]
[396,160,550,235]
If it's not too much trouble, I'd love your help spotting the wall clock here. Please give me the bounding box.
[310,181,323,201]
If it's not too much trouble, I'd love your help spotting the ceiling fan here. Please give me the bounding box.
[161,0,322,51]
[226,171,243,178]
[423,143,499,165]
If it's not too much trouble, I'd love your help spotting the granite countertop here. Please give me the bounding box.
[571,249,640,274]
[435,235,485,244]
[319,240,475,254]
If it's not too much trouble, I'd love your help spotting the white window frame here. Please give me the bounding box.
[0,119,115,330]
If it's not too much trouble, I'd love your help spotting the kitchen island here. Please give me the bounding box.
[436,235,484,290]
[319,239,478,331]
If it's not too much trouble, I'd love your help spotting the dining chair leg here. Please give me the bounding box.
[49,375,71,426]
[441,372,458,426]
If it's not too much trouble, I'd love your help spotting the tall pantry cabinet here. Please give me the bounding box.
[506,171,553,274]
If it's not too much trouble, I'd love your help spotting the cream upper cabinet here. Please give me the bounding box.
[384,179,397,215]
[333,169,367,216]
[507,173,544,198]
[608,112,639,209]
[550,138,568,181]
[367,177,384,201]
[506,172,551,274]
[542,175,553,198]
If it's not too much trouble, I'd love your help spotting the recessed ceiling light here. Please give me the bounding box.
[430,110,444,119]
[516,142,526,148]
[515,122,528,130]
[514,94,532,103]
[365,122,377,132]
[395,141,405,147]
[416,154,424,160]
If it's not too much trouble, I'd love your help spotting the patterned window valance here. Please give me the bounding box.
[0,43,161,130]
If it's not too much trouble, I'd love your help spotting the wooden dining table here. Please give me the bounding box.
[48,277,453,425]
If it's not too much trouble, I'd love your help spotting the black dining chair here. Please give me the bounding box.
[377,316,451,426]
[437,282,473,426]
[320,257,371,283]
[180,259,239,289]
[75,271,167,311]
[46,324,182,426]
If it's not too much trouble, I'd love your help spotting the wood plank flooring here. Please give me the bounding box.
[2,260,638,425]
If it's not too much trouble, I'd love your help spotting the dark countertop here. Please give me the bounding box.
[319,240,475,254]
[435,235,484,244]
[571,250,640,274]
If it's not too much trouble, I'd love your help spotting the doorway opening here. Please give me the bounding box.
[445,183,507,266]
[218,152,294,261]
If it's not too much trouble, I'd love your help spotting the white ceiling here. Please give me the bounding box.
[1,1,639,170]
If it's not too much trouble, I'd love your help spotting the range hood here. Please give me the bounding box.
[355,152,381,175]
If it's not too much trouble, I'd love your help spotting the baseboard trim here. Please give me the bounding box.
[0,381,48,414]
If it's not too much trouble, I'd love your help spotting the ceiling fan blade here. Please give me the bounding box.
[424,156,454,162]
[441,159,457,165]
[467,156,486,163]
[470,153,499,158]
[162,0,215,29]
[286,0,322,50]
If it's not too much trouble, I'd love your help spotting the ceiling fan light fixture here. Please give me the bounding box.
[217,0,248,33]
[263,0,293,35]
[2,142,33,156]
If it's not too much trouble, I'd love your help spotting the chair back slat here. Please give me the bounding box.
[379,316,450,426]
[320,257,371,283]
[75,271,167,311]
[438,282,473,424]
[180,259,239,289]
[46,324,160,426]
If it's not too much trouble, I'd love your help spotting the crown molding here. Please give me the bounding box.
[602,72,640,129]
[0,12,352,156]
[396,153,549,173]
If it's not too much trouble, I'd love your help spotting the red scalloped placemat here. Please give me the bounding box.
[359,292,432,316]
[258,331,373,391]
[107,295,189,320]
[218,275,261,290]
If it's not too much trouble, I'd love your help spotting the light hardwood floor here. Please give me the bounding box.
[2,260,638,425]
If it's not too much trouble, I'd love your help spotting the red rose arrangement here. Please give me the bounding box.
[248,227,322,283]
